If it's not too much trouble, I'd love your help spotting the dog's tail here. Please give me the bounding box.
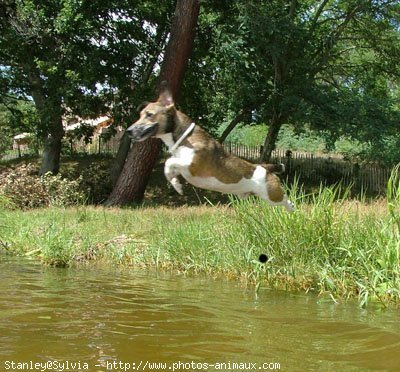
[262,163,285,174]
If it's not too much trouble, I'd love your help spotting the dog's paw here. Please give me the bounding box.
[285,200,295,212]
[171,178,183,195]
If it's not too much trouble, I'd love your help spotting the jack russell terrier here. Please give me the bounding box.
[126,88,294,212]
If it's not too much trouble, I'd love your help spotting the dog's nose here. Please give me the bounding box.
[125,126,135,138]
[126,123,158,142]
[125,127,134,139]
[125,125,142,140]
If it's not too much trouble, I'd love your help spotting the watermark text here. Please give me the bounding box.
[3,359,281,371]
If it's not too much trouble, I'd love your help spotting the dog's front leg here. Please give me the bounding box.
[164,157,184,195]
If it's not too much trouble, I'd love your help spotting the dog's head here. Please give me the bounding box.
[126,88,175,142]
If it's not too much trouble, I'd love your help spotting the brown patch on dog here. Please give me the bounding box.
[266,173,284,202]
[188,127,256,184]
[263,163,284,174]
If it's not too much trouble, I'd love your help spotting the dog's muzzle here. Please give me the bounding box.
[126,123,158,142]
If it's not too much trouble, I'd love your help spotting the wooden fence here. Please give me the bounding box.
[224,144,394,194]
[1,139,396,194]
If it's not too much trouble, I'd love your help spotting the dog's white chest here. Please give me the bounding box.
[170,145,196,167]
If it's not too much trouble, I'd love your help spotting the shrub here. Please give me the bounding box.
[58,156,113,204]
[40,172,86,207]
[0,163,86,209]
[75,162,112,203]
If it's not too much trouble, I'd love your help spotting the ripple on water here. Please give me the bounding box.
[1,257,400,371]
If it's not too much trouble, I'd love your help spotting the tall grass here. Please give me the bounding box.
[1,167,399,307]
[387,164,400,233]
[145,174,400,306]
[228,189,399,307]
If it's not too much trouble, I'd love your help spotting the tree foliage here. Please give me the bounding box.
[182,0,400,162]
[0,0,173,173]
[0,97,39,153]
[1,0,400,183]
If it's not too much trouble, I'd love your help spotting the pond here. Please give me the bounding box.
[0,257,399,371]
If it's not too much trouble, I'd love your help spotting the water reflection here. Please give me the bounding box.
[0,257,399,371]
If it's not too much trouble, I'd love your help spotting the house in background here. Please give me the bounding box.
[64,115,124,153]
[11,115,124,157]
[13,132,34,157]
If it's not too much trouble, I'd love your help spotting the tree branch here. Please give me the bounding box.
[310,0,330,33]
[279,0,298,85]
[313,4,363,77]
[139,25,169,86]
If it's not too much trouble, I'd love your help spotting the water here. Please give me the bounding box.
[0,257,399,372]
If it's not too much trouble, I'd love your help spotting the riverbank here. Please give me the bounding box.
[1,179,399,307]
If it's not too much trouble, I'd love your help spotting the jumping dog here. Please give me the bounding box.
[126,88,294,212]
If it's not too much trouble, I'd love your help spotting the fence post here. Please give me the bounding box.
[285,150,292,177]
[353,163,360,191]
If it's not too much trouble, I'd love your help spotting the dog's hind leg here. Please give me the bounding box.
[281,197,295,212]
[266,174,295,212]
[164,157,184,195]
[256,192,295,212]
[253,172,295,212]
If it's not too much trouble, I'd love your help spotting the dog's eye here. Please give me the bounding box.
[145,112,154,118]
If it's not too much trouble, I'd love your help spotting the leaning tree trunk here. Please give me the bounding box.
[259,112,286,162]
[106,140,161,204]
[106,0,200,206]
[109,24,168,185]
[157,0,200,97]
[219,109,249,143]
[109,132,132,187]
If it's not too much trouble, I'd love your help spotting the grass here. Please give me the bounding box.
[1,168,399,307]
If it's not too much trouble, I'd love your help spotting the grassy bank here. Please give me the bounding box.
[1,170,399,307]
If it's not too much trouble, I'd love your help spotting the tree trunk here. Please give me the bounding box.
[158,0,200,99]
[259,113,286,162]
[26,65,64,175]
[109,132,132,187]
[218,109,249,143]
[105,139,161,205]
[106,0,200,206]
[39,123,63,175]
[37,107,64,175]
[109,26,168,185]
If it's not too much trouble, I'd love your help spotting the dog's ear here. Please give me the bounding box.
[157,81,174,108]
[136,101,149,112]
[158,90,174,108]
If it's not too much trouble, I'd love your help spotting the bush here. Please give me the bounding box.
[58,155,114,204]
[71,162,112,204]
[0,164,86,209]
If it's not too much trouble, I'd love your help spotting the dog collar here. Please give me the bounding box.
[169,122,196,154]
